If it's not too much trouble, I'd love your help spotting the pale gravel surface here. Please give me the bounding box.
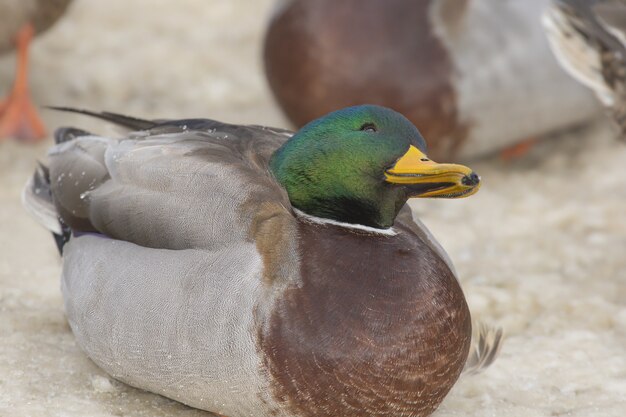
[0,1,625,416]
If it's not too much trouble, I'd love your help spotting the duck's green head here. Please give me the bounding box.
[269,105,480,229]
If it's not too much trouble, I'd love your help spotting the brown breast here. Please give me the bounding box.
[258,220,471,417]
[263,0,469,160]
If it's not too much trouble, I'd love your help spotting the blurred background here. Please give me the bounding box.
[0,0,624,416]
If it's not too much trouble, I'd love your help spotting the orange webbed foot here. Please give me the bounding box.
[0,92,47,142]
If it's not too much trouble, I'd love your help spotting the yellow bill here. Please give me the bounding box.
[385,146,480,198]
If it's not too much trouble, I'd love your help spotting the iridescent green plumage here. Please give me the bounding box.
[270,105,429,228]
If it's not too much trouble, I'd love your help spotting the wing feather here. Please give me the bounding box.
[47,125,292,251]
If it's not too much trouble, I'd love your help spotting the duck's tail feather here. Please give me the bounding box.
[23,163,72,254]
[544,0,626,137]
[543,1,616,104]
[22,162,71,254]
[46,106,159,131]
[22,126,99,254]
[463,322,504,375]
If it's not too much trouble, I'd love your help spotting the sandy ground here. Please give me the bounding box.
[1,0,625,416]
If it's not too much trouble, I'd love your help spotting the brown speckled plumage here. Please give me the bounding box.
[545,0,626,137]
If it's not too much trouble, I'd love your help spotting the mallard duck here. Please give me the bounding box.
[264,0,600,160]
[0,0,73,142]
[24,105,487,417]
[544,0,626,136]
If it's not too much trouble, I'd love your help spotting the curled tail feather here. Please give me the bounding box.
[22,126,98,253]
[22,163,60,235]
[22,162,71,253]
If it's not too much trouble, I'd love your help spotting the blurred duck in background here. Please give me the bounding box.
[544,0,626,137]
[264,0,601,160]
[0,0,73,142]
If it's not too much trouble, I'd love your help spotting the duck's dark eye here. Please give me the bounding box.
[359,123,378,133]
